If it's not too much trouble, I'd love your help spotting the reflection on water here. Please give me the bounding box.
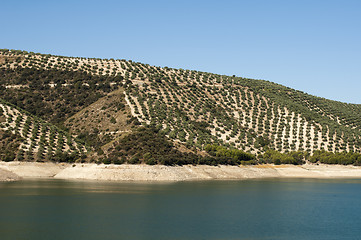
[0,178,175,195]
[1,178,361,240]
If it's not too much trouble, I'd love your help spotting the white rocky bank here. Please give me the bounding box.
[2,161,361,182]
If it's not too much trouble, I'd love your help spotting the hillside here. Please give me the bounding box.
[0,99,87,162]
[0,49,361,165]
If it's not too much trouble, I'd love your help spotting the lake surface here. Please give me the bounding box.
[1,178,361,240]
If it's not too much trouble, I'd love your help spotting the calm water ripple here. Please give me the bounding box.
[0,178,361,240]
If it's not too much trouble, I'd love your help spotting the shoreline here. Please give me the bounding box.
[2,161,361,182]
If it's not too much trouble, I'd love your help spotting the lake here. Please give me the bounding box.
[1,178,361,240]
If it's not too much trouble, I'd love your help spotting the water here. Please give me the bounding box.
[1,178,361,240]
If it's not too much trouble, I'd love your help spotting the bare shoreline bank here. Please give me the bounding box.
[2,161,361,182]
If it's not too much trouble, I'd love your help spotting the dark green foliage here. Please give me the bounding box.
[205,144,255,164]
[0,130,21,162]
[76,130,103,152]
[110,117,116,124]
[0,67,117,125]
[259,150,307,165]
[310,150,361,165]
[107,127,258,166]
[48,151,80,163]
[108,126,201,166]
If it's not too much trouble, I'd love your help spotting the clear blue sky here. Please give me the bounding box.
[1,0,360,103]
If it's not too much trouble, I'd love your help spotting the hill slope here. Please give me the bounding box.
[0,49,361,162]
[0,99,87,162]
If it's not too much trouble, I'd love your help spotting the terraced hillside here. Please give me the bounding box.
[1,49,361,157]
[0,99,87,162]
